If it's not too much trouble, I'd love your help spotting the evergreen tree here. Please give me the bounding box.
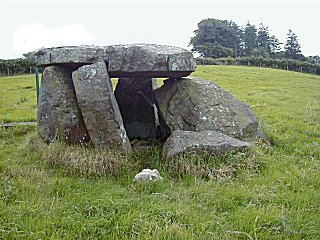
[190,19,306,61]
[243,22,257,56]
[269,35,282,57]
[256,24,271,54]
[285,29,301,59]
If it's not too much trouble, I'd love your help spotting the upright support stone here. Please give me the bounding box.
[114,77,158,140]
[72,61,131,152]
[38,66,90,144]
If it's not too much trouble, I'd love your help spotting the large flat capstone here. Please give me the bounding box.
[72,61,131,152]
[25,44,196,78]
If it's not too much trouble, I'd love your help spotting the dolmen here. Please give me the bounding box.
[25,44,259,160]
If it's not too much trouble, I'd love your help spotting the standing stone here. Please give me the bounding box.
[154,77,258,141]
[115,77,158,140]
[38,66,90,144]
[162,130,250,161]
[72,61,131,152]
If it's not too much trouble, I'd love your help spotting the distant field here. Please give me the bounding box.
[0,74,37,122]
[0,66,320,239]
[0,75,119,123]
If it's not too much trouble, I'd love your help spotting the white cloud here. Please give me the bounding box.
[13,23,95,55]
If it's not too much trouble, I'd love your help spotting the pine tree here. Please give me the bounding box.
[284,30,301,59]
[257,24,271,53]
[243,22,257,56]
[269,35,281,57]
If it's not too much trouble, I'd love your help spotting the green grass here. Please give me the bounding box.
[1,66,320,239]
[0,75,37,123]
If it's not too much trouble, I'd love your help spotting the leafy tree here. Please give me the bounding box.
[308,55,320,64]
[195,43,233,58]
[272,51,286,59]
[190,19,307,61]
[243,22,257,56]
[285,29,301,59]
[0,58,31,76]
[190,18,242,58]
[251,48,269,58]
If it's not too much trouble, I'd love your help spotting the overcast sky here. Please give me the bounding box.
[0,0,319,59]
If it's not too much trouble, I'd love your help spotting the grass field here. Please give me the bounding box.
[0,75,37,123]
[0,66,320,239]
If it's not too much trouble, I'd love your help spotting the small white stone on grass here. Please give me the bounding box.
[134,169,163,182]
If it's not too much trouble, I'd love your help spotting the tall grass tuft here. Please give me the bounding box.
[162,144,267,181]
[23,134,138,178]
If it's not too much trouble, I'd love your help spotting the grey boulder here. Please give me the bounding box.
[154,77,258,141]
[37,66,90,144]
[72,61,131,152]
[162,130,250,161]
[25,44,196,78]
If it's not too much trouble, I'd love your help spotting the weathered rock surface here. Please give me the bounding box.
[106,44,196,77]
[26,46,107,68]
[33,43,260,160]
[38,66,90,144]
[25,44,196,78]
[154,77,258,141]
[162,130,250,160]
[134,169,163,182]
[72,61,131,152]
[115,77,158,140]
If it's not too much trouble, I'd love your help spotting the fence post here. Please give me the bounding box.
[35,67,40,104]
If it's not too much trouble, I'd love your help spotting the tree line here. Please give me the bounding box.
[190,18,320,63]
[0,58,33,76]
[196,56,320,75]
[1,18,320,76]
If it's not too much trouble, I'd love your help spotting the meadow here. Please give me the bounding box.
[0,75,37,123]
[0,66,319,239]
